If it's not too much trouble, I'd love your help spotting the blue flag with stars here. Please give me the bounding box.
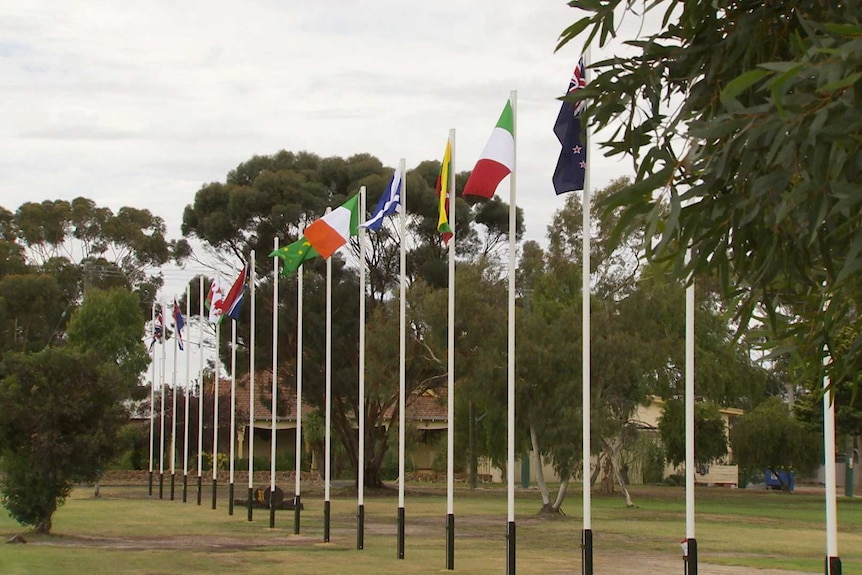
[553,57,587,195]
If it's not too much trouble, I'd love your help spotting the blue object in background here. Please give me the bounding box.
[765,469,795,491]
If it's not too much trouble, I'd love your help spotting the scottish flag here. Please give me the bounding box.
[360,166,403,231]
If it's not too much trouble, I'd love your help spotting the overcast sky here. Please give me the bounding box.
[2,1,639,298]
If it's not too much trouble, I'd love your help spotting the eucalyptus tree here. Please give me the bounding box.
[181,149,519,487]
[559,0,862,385]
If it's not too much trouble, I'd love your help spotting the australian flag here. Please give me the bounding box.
[553,57,587,195]
[172,299,185,351]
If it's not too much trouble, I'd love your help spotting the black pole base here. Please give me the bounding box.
[211,479,217,510]
[269,499,276,529]
[228,483,235,515]
[324,500,331,542]
[148,471,153,497]
[397,506,405,559]
[357,504,364,550]
[581,528,593,575]
[826,556,842,575]
[446,513,455,570]
[182,474,188,503]
[158,473,164,499]
[247,487,254,522]
[507,521,516,575]
[170,473,175,501]
[684,538,698,575]
[294,494,301,534]
[196,475,202,506]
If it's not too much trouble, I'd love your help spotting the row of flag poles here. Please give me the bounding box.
[141,53,842,575]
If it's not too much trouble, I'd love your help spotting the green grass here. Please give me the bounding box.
[0,482,859,574]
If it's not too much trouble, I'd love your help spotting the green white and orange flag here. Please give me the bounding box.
[463,99,515,199]
[436,138,453,244]
[304,194,360,258]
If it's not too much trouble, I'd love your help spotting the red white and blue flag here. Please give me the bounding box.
[172,299,185,351]
[553,57,588,195]
[149,311,163,352]
[217,265,248,322]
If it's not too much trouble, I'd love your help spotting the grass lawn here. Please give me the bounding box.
[0,480,859,575]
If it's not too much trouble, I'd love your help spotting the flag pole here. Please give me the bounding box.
[248,250,256,521]
[159,302,166,499]
[148,302,156,497]
[446,132,456,571]
[398,163,408,560]
[506,91,518,575]
[171,301,178,501]
[295,261,304,534]
[212,320,221,510]
[197,277,205,505]
[824,348,841,574]
[229,313,237,515]
[270,238,279,529]
[685,252,697,573]
[324,219,333,543]
[183,286,191,502]
[358,185,367,550]
[581,48,594,575]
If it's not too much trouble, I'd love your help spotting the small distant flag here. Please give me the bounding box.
[436,139,453,245]
[206,277,225,325]
[173,299,185,351]
[218,265,248,322]
[149,311,163,352]
[553,57,587,195]
[360,166,403,231]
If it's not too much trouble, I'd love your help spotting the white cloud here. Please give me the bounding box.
[1,0,645,299]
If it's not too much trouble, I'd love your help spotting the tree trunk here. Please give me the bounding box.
[551,477,570,513]
[34,517,52,534]
[531,425,552,512]
[604,438,635,507]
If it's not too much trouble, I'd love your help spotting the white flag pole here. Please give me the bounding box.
[446,132,456,570]
[170,301,178,501]
[183,286,191,502]
[581,47,594,575]
[506,91,518,575]
[197,277,205,505]
[159,302,166,499]
[398,163,408,560]
[212,320,221,510]
[324,221,333,543]
[358,185,367,550]
[824,349,841,573]
[148,302,156,497]
[248,250,256,521]
[228,311,237,515]
[270,238,279,528]
[685,252,697,570]
[294,261,304,534]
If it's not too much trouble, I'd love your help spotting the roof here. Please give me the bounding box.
[224,371,448,423]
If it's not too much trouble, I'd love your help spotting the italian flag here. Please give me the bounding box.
[463,99,515,199]
[304,193,360,259]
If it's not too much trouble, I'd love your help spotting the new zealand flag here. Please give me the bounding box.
[553,57,587,195]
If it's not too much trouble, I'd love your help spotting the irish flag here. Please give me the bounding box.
[463,99,515,199]
[304,194,360,259]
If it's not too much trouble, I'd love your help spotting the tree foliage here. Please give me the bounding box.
[730,397,821,491]
[560,1,862,383]
[0,347,127,533]
[181,149,522,488]
[658,399,728,468]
